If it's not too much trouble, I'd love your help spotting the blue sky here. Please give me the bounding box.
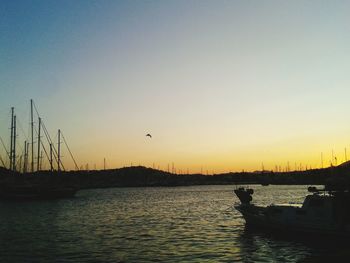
[1,1,350,172]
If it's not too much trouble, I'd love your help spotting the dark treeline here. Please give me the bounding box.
[1,163,350,190]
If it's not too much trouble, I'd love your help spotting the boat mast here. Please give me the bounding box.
[13,114,16,172]
[23,140,27,173]
[50,143,53,172]
[40,150,43,170]
[58,129,61,172]
[345,148,348,162]
[10,107,14,171]
[19,155,22,172]
[31,99,34,172]
[37,117,41,171]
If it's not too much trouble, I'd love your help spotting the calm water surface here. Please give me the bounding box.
[0,185,347,262]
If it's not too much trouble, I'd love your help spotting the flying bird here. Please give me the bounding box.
[146,133,152,138]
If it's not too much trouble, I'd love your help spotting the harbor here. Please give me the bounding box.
[0,100,79,200]
[3,1,350,262]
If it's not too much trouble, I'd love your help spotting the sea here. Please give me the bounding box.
[0,185,348,262]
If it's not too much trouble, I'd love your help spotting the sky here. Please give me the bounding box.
[1,0,350,173]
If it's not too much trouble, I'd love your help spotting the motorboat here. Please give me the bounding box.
[234,186,350,237]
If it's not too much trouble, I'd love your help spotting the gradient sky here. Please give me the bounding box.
[1,0,350,173]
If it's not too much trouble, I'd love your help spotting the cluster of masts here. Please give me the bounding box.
[260,149,349,174]
[1,99,79,173]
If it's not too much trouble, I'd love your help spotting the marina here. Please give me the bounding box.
[2,1,350,261]
[0,100,80,200]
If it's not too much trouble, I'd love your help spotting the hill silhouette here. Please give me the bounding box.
[1,163,350,190]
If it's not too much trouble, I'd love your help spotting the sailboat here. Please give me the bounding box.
[0,100,79,200]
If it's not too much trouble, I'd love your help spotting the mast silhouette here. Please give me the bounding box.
[10,107,14,171]
[31,99,34,172]
[50,143,53,172]
[3,100,78,173]
[345,148,348,162]
[58,129,61,172]
[23,140,28,173]
[13,115,16,171]
[37,117,41,171]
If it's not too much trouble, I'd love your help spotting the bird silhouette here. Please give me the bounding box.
[146,133,152,138]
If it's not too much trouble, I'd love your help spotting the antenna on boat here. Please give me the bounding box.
[321,152,323,168]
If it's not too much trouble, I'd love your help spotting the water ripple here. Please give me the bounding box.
[0,185,342,262]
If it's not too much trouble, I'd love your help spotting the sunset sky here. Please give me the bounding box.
[1,0,350,173]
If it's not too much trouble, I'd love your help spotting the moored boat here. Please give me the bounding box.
[234,186,350,237]
[0,100,80,201]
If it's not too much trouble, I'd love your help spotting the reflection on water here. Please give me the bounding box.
[0,185,347,262]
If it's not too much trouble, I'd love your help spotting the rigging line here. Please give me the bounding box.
[32,105,54,156]
[38,118,64,172]
[15,142,25,158]
[0,154,6,168]
[14,139,26,163]
[55,144,66,172]
[28,121,48,169]
[6,107,11,119]
[60,161,66,172]
[33,100,41,118]
[49,128,65,171]
[45,127,58,162]
[61,131,79,170]
[57,131,66,172]
[41,122,59,164]
[15,154,23,168]
[41,122,58,156]
[27,102,31,143]
[41,121,55,148]
[40,139,50,168]
[0,136,10,159]
[13,143,26,170]
[16,115,29,141]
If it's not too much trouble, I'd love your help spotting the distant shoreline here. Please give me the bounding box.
[1,165,350,190]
